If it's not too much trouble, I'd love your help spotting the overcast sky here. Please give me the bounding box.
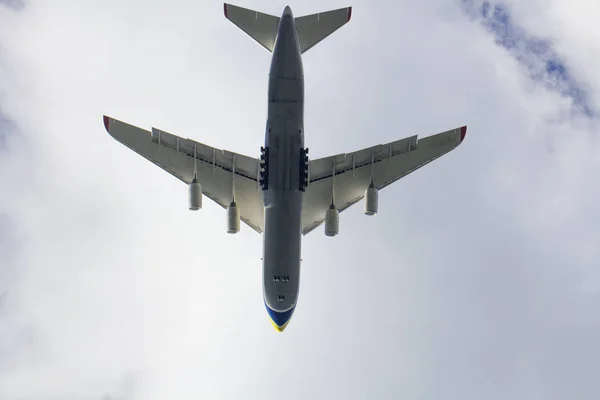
[1,0,599,399]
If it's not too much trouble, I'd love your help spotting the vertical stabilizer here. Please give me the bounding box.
[224,3,280,52]
[295,7,352,54]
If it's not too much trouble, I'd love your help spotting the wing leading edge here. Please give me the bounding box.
[301,126,467,235]
[103,116,264,233]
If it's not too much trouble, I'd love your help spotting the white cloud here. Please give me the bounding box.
[1,0,599,399]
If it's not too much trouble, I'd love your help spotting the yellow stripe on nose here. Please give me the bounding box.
[270,318,291,332]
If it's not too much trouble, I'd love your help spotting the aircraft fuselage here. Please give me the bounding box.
[262,7,304,331]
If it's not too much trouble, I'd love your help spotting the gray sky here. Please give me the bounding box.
[1,0,599,399]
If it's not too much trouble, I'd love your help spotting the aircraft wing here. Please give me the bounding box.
[103,116,264,234]
[301,126,467,235]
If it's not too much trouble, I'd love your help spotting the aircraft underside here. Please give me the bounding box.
[102,3,467,332]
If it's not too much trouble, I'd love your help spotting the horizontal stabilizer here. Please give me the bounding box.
[224,3,280,52]
[295,7,352,53]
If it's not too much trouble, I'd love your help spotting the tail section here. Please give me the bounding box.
[295,7,352,54]
[224,3,280,52]
[224,4,352,54]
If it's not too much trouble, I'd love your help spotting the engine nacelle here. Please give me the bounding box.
[227,201,240,234]
[324,205,339,237]
[189,181,202,210]
[364,185,378,216]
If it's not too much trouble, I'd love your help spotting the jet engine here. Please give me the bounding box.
[227,201,240,234]
[324,205,339,237]
[364,185,378,216]
[189,181,202,210]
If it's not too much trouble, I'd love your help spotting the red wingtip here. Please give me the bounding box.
[224,3,228,17]
[347,7,352,21]
[103,115,110,132]
[460,125,467,142]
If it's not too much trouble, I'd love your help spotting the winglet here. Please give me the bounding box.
[223,3,228,17]
[460,126,467,142]
[103,115,110,132]
[348,7,352,21]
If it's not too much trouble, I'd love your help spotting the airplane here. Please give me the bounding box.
[102,3,467,332]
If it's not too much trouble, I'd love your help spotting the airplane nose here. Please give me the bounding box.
[283,5,293,17]
[265,303,295,332]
